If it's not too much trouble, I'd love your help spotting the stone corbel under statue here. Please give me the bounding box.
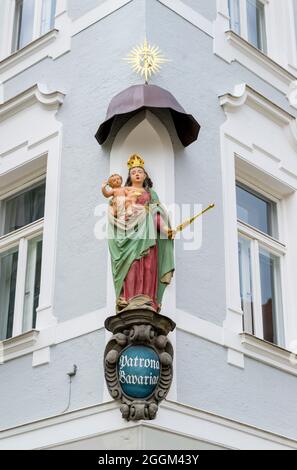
[104,306,175,421]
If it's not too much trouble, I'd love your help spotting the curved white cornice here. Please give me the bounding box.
[219,83,249,111]
[220,83,297,149]
[0,84,65,122]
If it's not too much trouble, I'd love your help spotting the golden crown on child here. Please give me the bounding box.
[127,154,145,169]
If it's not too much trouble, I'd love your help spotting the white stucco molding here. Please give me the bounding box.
[0,400,296,450]
[227,31,297,95]
[240,333,297,373]
[156,0,297,104]
[220,83,297,152]
[0,83,65,122]
[0,83,66,343]
[176,309,297,376]
[0,330,39,363]
[214,0,297,102]
[0,29,59,75]
[219,82,297,369]
[0,0,135,100]
[1,299,295,378]
[0,3,71,98]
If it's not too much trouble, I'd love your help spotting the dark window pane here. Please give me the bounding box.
[236,184,276,236]
[4,183,45,235]
[0,249,19,340]
[259,249,282,345]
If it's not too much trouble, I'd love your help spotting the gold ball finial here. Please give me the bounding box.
[127,154,145,170]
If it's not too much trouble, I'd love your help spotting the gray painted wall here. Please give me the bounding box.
[181,0,217,20]
[177,331,297,440]
[1,0,297,441]
[0,331,104,430]
[68,0,106,20]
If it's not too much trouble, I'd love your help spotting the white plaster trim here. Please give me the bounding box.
[0,3,71,92]
[71,0,133,36]
[0,29,58,75]
[0,399,296,450]
[176,309,297,376]
[157,0,213,37]
[225,31,297,94]
[55,308,106,344]
[240,333,297,373]
[0,330,39,363]
[227,348,244,369]
[219,83,297,178]
[219,83,296,127]
[213,0,297,99]
[1,300,297,376]
[0,220,43,254]
[32,347,50,367]
[219,82,297,366]
[176,309,223,346]
[0,0,138,92]
[0,83,65,337]
[0,83,65,121]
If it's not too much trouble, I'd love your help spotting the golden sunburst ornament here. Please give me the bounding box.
[124,39,170,82]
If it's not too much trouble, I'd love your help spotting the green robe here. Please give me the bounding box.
[108,188,174,304]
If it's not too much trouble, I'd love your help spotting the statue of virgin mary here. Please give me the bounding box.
[107,154,175,314]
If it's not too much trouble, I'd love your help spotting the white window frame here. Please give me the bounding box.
[236,177,286,346]
[215,1,297,99]
[0,176,45,338]
[219,82,297,373]
[0,83,65,363]
[11,0,56,53]
[0,0,69,87]
[229,0,269,53]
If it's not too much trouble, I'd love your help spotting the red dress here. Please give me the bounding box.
[120,190,161,311]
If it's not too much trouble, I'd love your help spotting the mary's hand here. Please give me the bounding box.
[167,228,176,240]
[162,225,176,240]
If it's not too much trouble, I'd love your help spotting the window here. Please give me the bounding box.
[228,0,267,53]
[236,182,285,346]
[0,181,45,341]
[12,0,56,52]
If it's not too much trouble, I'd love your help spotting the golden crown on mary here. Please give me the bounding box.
[127,154,145,169]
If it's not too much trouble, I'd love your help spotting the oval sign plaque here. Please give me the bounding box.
[117,345,160,399]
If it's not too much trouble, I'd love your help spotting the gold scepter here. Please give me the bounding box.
[168,203,215,239]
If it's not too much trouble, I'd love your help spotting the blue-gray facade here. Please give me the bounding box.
[0,0,297,447]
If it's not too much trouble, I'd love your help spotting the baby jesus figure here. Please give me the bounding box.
[101,174,143,220]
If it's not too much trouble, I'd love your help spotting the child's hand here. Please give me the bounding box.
[101,180,108,188]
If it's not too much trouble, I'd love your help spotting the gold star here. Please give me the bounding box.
[124,39,170,82]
